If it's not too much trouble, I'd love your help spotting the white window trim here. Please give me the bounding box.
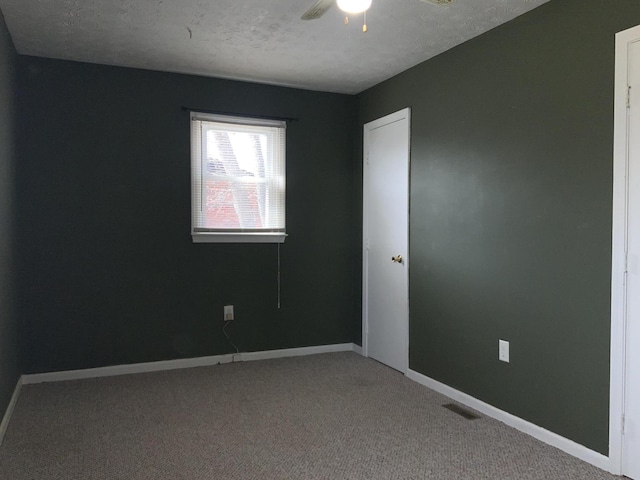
[190,112,287,244]
[192,232,287,244]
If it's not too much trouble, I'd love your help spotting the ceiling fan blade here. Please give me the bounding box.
[301,0,335,20]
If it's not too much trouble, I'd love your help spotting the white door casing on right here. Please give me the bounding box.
[623,37,640,480]
[612,24,640,480]
[363,108,410,374]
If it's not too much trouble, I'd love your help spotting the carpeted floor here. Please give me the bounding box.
[0,352,622,479]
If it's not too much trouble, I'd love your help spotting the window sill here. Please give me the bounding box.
[192,233,287,244]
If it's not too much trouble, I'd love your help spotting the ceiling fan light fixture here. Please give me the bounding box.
[336,0,372,14]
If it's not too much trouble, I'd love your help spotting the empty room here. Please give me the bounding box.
[1,0,640,478]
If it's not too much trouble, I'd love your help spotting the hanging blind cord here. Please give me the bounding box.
[277,243,281,309]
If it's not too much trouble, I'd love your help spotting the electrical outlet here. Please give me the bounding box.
[499,339,509,363]
[224,305,234,321]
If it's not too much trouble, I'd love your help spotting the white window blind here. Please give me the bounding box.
[191,113,286,243]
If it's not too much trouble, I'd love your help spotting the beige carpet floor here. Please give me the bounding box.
[0,352,622,479]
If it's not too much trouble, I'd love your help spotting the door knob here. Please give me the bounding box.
[391,255,403,263]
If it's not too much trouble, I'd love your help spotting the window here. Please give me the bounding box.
[190,112,286,243]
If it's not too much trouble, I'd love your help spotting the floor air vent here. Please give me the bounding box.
[442,403,480,420]
[421,0,454,5]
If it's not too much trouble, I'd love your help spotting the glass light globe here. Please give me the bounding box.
[336,0,372,14]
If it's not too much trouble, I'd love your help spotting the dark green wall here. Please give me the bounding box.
[358,0,640,455]
[0,9,19,415]
[10,0,640,456]
[16,57,358,374]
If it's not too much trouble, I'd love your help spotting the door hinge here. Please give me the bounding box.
[627,85,632,108]
[622,414,626,435]
[625,251,628,274]
[624,251,637,275]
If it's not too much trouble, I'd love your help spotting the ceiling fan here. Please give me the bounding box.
[301,0,454,22]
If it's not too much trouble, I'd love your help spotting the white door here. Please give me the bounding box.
[363,108,410,373]
[623,38,640,480]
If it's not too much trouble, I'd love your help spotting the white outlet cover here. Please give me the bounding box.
[499,339,510,363]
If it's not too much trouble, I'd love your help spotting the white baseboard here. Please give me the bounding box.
[238,343,357,362]
[22,343,360,385]
[0,377,23,447]
[406,369,613,474]
[352,344,363,355]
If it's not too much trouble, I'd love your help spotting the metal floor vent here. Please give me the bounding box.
[421,0,455,5]
[442,403,480,420]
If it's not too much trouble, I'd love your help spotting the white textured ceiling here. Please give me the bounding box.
[0,0,550,94]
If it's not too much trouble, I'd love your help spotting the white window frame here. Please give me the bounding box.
[190,112,287,243]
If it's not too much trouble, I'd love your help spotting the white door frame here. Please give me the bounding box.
[610,22,640,477]
[362,108,411,372]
